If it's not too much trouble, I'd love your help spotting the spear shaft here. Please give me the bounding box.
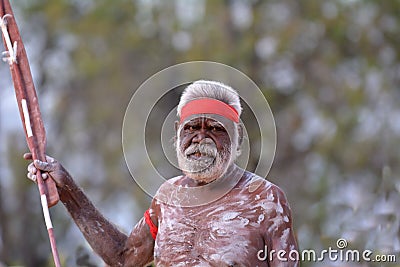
[0,1,61,266]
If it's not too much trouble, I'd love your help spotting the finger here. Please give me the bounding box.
[28,162,37,174]
[33,160,55,172]
[45,155,56,163]
[23,153,33,160]
[27,172,37,183]
[41,173,48,180]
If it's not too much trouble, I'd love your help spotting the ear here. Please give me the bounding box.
[237,123,244,147]
[173,121,180,145]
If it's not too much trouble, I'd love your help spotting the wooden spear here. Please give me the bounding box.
[0,1,61,266]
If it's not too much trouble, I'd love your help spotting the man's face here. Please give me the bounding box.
[176,116,238,184]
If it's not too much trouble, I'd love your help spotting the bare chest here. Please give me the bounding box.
[154,198,268,266]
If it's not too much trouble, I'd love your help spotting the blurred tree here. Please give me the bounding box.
[0,0,399,266]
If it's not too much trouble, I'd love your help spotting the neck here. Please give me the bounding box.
[182,163,239,187]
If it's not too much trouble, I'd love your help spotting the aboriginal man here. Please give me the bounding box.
[25,80,299,266]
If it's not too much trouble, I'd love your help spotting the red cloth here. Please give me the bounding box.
[144,209,158,240]
[180,98,239,123]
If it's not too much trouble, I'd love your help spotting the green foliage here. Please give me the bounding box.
[0,0,399,266]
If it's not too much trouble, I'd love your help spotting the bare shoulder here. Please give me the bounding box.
[151,175,184,205]
[240,172,289,205]
[239,172,293,226]
[238,173,294,237]
[154,175,183,192]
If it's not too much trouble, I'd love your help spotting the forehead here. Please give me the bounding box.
[183,117,224,127]
[179,114,237,134]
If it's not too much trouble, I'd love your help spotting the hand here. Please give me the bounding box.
[24,153,70,188]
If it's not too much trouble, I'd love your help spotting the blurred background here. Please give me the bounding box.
[0,0,399,266]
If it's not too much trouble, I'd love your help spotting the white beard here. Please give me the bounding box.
[176,137,234,184]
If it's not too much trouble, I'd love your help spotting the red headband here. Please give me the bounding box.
[180,98,239,123]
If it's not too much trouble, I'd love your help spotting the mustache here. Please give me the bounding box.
[184,138,217,158]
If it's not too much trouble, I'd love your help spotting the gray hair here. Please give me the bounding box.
[177,80,242,118]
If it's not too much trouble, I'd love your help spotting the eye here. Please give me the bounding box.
[184,125,198,132]
[211,125,224,132]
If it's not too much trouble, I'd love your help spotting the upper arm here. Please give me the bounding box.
[123,216,156,267]
[262,186,298,267]
[123,199,159,267]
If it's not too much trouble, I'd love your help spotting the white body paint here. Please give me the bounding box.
[153,173,295,266]
[0,14,17,64]
[41,194,53,230]
[21,99,33,137]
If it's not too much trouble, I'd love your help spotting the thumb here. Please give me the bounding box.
[33,159,56,172]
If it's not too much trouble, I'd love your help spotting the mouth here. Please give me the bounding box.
[187,151,215,161]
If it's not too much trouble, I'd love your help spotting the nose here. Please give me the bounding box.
[192,129,206,143]
[191,119,207,143]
